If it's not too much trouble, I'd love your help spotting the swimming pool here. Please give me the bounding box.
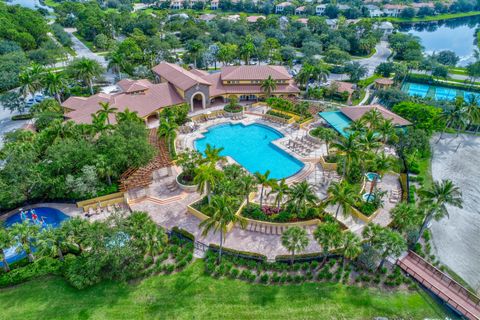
[318,111,352,137]
[194,123,304,179]
[1,207,70,266]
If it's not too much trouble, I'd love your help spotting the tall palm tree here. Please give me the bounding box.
[314,221,343,266]
[254,170,276,207]
[281,226,310,265]
[116,108,143,124]
[341,231,362,269]
[42,71,67,104]
[390,202,422,233]
[362,109,383,130]
[108,52,127,78]
[194,164,223,204]
[359,129,381,153]
[199,195,246,263]
[330,134,360,178]
[158,118,178,154]
[327,181,358,219]
[0,227,15,272]
[436,102,467,143]
[261,75,277,98]
[126,212,168,257]
[377,118,397,145]
[10,221,40,262]
[269,178,290,209]
[91,113,108,132]
[417,179,463,243]
[69,58,104,94]
[203,144,226,165]
[97,102,118,125]
[367,153,395,200]
[239,175,257,205]
[59,217,90,253]
[18,63,45,99]
[287,181,318,214]
[464,95,480,133]
[36,227,65,261]
[376,229,406,270]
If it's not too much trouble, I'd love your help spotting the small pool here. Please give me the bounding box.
[194,123,304,179]
[362,193,375,202]
[318,111,352,137]
[1,207,70,266]
[365,172,380,182]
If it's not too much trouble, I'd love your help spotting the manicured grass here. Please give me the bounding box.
[417,155,433,190]
[0,260,449,320]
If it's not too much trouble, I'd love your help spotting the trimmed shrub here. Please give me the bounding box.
[208,244,267,262]
[171,227,195,242]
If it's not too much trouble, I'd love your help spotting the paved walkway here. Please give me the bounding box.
[398,251,480,320]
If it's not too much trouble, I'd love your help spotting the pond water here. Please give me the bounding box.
[5,0,53,12]
[399,16,480,66]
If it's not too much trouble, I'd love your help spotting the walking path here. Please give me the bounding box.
[398,250,480,320]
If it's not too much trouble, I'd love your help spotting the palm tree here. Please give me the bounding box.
[367,153,395,200]
[0,227,15,272]
[36,227,65,261]
[42,71,67,104]
[464,95,480,133]
[287,181,318,214]
[254,170,275,207]
[18,64,44,99]
[199,195,246,263]
[269,178,290,209]
[91,113,108,132]
[436,103,466,143]
[59,217,90,253]
[376,229,406,270]
[377,118,396,144]
[97,102,118,125]
[390,202,422,233]
[417,179,463,243]
[314,221,343,266]
[362,109,383,130]
[203,144,226,165]
[281,226,310,265]
[341,231,362,269]
[315,127,337,155]
[68,58,104,94]
[239,175,257,205]
[359,129,381,153]
[95,155,114,185]
[126,212,168,257]
[158,118,178,154]
[261,75,277,98]
[327,181,358,219]
[108,52,127,78]
[330,134,360,178]
[116,108,143,124]
[10,221,40,262]
[194,164,223,204]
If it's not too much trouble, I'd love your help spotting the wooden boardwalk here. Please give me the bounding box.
[398,251,480,320]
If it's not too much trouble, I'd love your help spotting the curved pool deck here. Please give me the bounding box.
[194,122,304,179]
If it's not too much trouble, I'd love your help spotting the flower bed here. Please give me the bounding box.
[266,110,292,120]
[241,203,320,223]
[223,104,243,113]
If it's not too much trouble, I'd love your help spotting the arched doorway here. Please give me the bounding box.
[190,92,206,111]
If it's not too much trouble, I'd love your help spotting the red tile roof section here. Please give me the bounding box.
[151,62,211,91]
[340,104,411,126]
[63,80,184,124]
[220,65,292,81]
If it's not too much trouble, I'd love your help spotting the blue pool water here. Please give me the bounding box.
[366,172,379,182]
[318,111,352,137]
[1,207,69,266]
[194,123,304,179]
[403,82,480,102]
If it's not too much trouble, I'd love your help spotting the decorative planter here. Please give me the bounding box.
[307,130,323,144]
[319,155,338,171]
[224,110,244,118]
[176,173,198,193]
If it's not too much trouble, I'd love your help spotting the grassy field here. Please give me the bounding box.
[0,260,450,320]
[383,11,480,23]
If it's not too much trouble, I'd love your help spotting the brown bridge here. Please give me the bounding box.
[398,251,480,320]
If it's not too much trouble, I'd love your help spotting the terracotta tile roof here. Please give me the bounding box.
[340,104,411,126]
[117,79,151,93]
[189,68,210,77]
[63,80,184,125]
[333,81,356,94]
[375,78,394,85]
[220,65,292,81]
[246,15,265,23]
[151,62,211,91]
[204,72,299,97]
[383,4,408,9]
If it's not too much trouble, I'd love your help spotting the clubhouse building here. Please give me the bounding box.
[62,62,300,125]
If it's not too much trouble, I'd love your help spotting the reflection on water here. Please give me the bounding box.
[399,15,480,66]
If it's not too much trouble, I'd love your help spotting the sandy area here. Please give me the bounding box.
[431,134,480,290]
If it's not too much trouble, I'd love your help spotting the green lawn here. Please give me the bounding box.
[0,260,449,320]
[381,11,480,23]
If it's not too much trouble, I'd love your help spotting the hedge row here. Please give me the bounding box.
[275,252,341,263]
[171,227,195,242]
[209,244,267,262]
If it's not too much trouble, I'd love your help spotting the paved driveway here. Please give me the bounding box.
[358,40,391,77]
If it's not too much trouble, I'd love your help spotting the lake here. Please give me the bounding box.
[399,15,480,66]
[5,0,53,12]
